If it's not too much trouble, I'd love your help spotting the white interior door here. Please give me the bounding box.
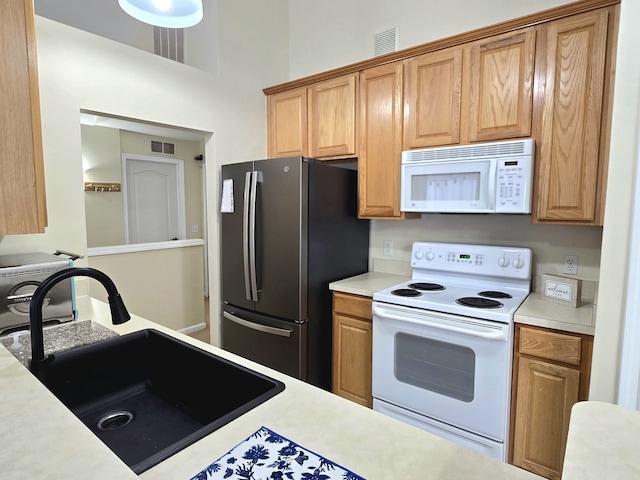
[123,155,186,244]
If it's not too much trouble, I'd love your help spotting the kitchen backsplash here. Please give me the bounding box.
[369,214,603,282]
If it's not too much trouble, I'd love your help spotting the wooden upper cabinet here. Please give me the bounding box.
[468,28,536,142]
[403,47,463,149]
[1,0,47,234]
[308,73,358,158]
[358,62,418,220]
[534,9,611,224]
[267,87,308,158]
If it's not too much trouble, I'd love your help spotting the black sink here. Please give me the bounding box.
[37,329,285,474]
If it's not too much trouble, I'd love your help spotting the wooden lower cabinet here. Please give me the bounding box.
[510,324,593,480]
[332,292,372,408]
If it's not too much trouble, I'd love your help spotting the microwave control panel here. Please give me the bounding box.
[495,156,533,213]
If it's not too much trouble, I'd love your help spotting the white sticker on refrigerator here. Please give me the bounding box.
[221,179,234,213]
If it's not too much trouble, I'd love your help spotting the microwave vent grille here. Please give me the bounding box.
[1,266,62,279]
[404,139,532,163]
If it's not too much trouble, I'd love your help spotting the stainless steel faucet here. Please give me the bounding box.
[29,267,130,377]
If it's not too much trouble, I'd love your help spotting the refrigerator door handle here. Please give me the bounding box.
[243,171,253,301]
[248,171,262,302]
[223,311,292,338]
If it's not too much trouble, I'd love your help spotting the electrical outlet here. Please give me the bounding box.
[383,240,393,257]
[564,255,578,274]
[191,224,199,233]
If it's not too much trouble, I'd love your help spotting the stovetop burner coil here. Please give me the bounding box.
[478,290,512,299]
[391,288,422,297]
[455,297,503,308]
[408,282,445,291]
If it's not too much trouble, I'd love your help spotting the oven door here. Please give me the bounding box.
[372,301,512,442]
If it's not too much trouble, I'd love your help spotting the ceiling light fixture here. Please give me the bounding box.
[118,0,203,28]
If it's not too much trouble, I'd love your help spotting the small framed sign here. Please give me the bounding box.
[541,274,582,308]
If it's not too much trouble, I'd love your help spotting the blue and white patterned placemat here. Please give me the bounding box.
[190,426,365,480]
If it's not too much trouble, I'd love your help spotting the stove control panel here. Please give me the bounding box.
[412,242,532,279]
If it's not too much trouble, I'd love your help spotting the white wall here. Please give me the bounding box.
[0,2,289,345]
[288,0,572,79]
[82,125,125,247]
[88,246,205,332]
[591,0,640,403]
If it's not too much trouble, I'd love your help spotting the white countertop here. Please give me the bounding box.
[563,401,640,479]
[0,295,544,479]
[515,292,596,336]
[329,271,410,297]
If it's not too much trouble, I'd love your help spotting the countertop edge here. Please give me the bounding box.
[329,271,410,297]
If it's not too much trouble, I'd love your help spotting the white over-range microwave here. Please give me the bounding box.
[401,139,535,214]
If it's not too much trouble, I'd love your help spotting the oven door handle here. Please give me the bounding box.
[373,304,508,341]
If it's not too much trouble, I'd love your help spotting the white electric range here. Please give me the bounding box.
[372,242,532,461]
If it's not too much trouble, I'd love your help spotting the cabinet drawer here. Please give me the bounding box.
[333,292,372,320]
[519,326,582,365]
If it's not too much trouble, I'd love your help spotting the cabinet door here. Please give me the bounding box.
[403,47,463,149]
[535,10,609,223]
[0,0,47,234]
[513,357,580,480]
[267,87,308,158]
[308,74,358,158]
[332,292,372,407]
[332,312,372,408]
[468,28,535,142]
[358,62,418,220]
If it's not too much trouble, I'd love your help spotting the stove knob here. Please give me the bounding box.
[513,257,525,269]
[498,256,510,268]
[414,249,424,260]
[426,251,435,261]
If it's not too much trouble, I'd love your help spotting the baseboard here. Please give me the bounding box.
[178,322,206,335]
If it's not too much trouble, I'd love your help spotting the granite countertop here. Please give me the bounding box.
[0,320,118,367]
[563,401,640,479]
[0,296,544,480]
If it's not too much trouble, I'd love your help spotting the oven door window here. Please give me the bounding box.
[394,332,475,402]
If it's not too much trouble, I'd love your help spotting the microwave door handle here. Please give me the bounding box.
[488,160,497,210]
[373,304,508,341]
[243,171,253,301]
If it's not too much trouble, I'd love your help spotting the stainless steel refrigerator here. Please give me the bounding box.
[220,156,369,391]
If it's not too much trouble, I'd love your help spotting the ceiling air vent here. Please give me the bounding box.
[153,27,185,64]
[374,27,398,57]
